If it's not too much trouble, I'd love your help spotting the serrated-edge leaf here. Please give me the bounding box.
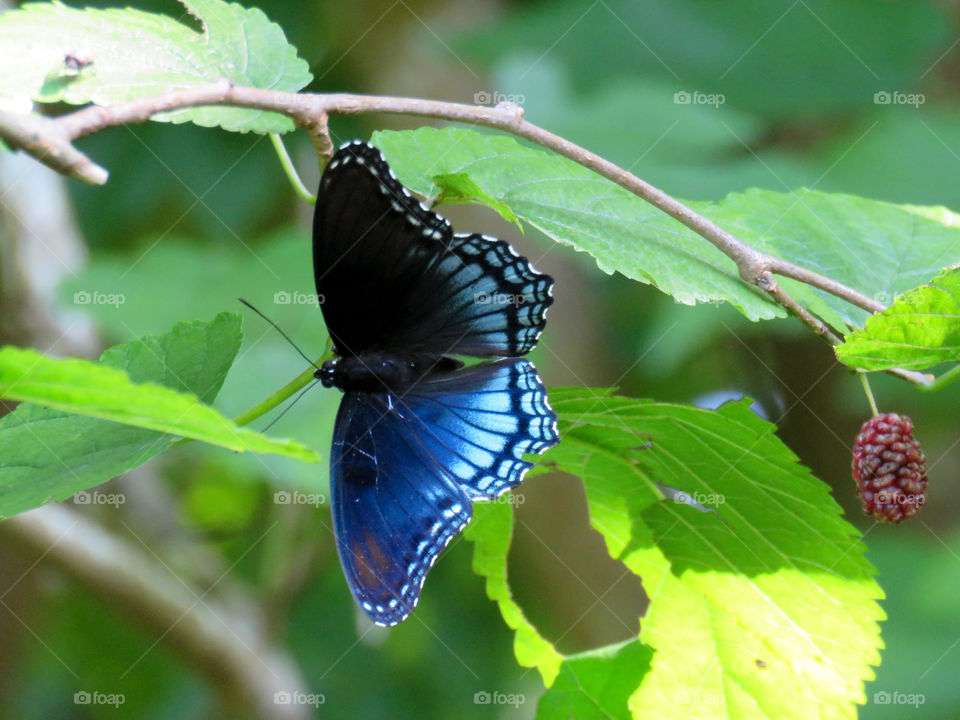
[836,265,960,371]
[543,390,884,719]
[0,313,242,517]
[0,0,311,133]
[372,128,960,332]
[536,640,652,720]
[466,501,564,685]
[372,127,783,322]
[0,346,320,462]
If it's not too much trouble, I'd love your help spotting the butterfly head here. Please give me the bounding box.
[316,359,339,388]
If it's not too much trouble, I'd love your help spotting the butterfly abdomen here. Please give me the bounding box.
[318,354,464,394]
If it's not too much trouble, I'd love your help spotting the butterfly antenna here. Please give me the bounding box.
[261,379,321,433]
[237,297,322,371]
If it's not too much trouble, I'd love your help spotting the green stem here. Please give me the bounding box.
[171,351,330,449]
[858,372,879,416]
[232,361,321,428]
[918,364,960,393]
[269,133,316,204]
[233,336,333,429]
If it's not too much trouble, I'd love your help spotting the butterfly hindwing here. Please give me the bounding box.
[331,392,473,626]
[392,359,559,501]
[330,359,558,625]
[313,140,553,358]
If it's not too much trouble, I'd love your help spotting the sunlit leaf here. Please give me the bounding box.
[0,0,311,133]
[374,128,960,332]
[465,500,565,685]
[541,390,884,719]
[836,266,960,371]
[0,313,243,517]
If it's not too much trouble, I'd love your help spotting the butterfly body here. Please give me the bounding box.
[317,354,463,393]
[313,140,559,625]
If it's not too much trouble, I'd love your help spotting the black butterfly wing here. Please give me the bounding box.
[313,140,553,358]
[330,359,558,626]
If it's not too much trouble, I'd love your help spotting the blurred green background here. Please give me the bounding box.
[1,0,959,717]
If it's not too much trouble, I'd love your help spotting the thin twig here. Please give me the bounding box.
[269,133,316,204]
[0,82,926,382]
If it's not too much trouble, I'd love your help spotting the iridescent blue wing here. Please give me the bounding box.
[313,140,553,358]
[392,359,559,501]
[331,359,558,626]
[330,392,472,626]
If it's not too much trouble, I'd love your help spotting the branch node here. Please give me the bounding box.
[755,269,776,292]
[495,100,524,121]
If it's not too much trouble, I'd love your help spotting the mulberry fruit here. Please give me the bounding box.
[852,413,927,523]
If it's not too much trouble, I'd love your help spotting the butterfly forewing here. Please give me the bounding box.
[313,141,553,358]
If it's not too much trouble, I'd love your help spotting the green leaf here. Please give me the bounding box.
[431,172,523,231]
[836,266,960,371]
[710,192,960,330]
[465,501,564,685]
[0,322,320,465]
[373,127,782,322]
[541,390,884,719]
[0,0,311,133]
[536,641,652,720]
[373,128,960,329]
[58,230,341,491]
[0,313,240,517]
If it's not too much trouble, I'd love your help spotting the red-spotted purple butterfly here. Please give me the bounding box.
[313,140,558,625]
